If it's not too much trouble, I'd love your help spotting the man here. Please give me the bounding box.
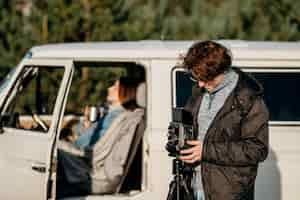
[179,41,269,200]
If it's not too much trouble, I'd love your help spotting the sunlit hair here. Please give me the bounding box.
[183,40,232,81]
[118,77,139,111]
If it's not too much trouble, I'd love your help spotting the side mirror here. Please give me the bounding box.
[0,113,20,134]
[0,115,6,134]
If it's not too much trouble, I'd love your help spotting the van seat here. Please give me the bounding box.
[58,116,145,200]
[58,82,147,199]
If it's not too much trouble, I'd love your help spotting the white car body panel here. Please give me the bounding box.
[0,59,73,199]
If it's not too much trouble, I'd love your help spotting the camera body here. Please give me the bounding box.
[166,107,196,157]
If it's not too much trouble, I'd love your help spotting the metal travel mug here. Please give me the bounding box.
[89,106,98,122]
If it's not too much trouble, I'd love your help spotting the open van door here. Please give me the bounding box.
[0,59,73,199]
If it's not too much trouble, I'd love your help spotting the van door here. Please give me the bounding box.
[0,59,73,199]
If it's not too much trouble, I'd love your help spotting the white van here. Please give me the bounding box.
[0,40,299,200]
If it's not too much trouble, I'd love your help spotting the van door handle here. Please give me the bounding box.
[32,164,46,173]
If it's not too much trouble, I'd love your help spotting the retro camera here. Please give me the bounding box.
[165,107,196,200]
[166,107,196,157]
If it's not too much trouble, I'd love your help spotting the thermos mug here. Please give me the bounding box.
[89,106,98,122]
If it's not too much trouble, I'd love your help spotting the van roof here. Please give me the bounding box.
[30,40,300,61]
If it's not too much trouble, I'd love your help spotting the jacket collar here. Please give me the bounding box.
[186,67,264,133]
[189,67,264,132]
[207,67,264,124]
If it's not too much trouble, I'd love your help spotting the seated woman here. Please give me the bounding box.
[59,76,140,148]
[74,77,133,148]
[56,77,144,198]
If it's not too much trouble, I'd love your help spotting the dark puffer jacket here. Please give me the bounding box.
[185,68,269,200]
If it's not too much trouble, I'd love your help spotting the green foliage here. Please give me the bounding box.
[0,0,34,76]
[1,0,299,70]
[150,0,300,40]
[66,66,126,113]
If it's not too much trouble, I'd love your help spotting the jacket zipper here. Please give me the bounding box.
[199,93,238,199]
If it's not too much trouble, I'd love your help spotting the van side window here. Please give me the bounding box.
[2,66,64,133]
[251,72,300,122]
[174,70,195,107]
[175,69,300,122]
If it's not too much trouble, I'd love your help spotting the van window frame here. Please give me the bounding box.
[172,66,300,126]
[59,60,148,195]
[171,66,189,109]
[0,59,73,137]
[243,67,300,126]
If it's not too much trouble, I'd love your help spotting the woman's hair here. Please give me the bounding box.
[118,77,140,111]
[59,128,75,142]
[183,40,232,81]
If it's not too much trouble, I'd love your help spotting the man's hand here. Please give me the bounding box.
[179,140,203,163]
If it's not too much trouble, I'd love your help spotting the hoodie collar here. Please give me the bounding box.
[210,68,238,95]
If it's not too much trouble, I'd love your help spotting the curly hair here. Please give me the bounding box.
[183,41,232,81]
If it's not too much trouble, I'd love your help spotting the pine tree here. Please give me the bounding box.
[0,1,34,78]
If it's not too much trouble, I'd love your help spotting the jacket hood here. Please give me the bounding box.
[233,67,264,96]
